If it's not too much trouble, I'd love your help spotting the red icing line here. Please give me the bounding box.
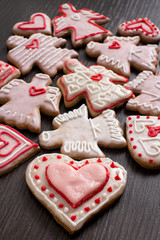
[84,207,90,212]
[108,41,121,49]
[107,187,112,192]
[18,13,46,30]
[54,3,109,42]
[57,155,62,159]
[26,39,39,49]
[91,74,103,81]
[147,125,160,137]
[71,215,76,221]
[115,174,121,181]
[45,163,110,209]
[124,18,155,35]
[110,162,118,168]
[29,86,46,96]
[95,198,100,204]
[0,63,16,84]
[0,124,38,168]
[59,62,133,114]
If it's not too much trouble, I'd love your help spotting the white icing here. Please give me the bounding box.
[62,3,70,9]
[0,79,23,94]
[89,119,101,139]
[141,90,160,102]
[155,81,160,89]
[128,46,142,61]
[99,55,127,73]
[44,87,60,109]
[41,131,51,141]
[134,118,155,133]
[71,14,80,21]
[138,137,160,156]
[124,71,153,88]
[106,36,139,42]
[87,41,96,49]
[36,73,50,79]
[127,98,160,112]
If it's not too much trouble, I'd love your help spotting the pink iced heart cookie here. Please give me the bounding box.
[26,153,127,233]
[0,124,39,175]
[126,115,160,169]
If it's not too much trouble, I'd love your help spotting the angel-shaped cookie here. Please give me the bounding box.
[6,33,78,77]
[86,36,159,77]
[57,59,133,117]
[124,70,160,116]
[39,104,126,159]
[0,73,61,132]
[53,3,112,47]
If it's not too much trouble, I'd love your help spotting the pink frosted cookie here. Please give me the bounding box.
[0,73,61,132]
[118,17,160,43]
[126,115,160,169]
[12,13,52,36]
[86,36,159,77]
[53,3,113,48]
[26,153,127,233]
[39,104,126,159]
[57,59,133,117]
[124,70,160,116]
[0,124,39,175]
[6,33,78,76]
[0,61,20,88]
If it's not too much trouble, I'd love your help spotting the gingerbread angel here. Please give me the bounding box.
[0,73,61,132]
[86,36,159,77]
[6,33,78,77]
[39,104,127,159]
[53,3,112,47]
[124,70,160,116]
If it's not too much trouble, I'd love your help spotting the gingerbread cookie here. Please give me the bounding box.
[86,36,159,77]
[57,59,133,116]
[12,13,52,37]
[0,60,20,88]
[39,104,126,159]
[126,115,160,169]
[118,17,160,43]
[26,153,127,233]
[53,3,112,48]
[6,33,78,77]
[0,124,39,175]
[0,73,61,132]
[125,70,160,116]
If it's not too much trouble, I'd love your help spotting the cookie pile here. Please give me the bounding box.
[0,3,160,234]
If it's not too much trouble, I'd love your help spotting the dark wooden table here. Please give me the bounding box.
[0,0,160,239]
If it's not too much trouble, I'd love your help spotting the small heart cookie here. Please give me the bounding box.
[26,153,127,233]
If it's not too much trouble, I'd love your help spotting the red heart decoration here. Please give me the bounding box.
[29,86,46,96]
[0,132,21,157]
[108,41,121,49]
[18,13,46,30]
[26,39,39,49]
[46,162,109,208]
[91,73,103,81]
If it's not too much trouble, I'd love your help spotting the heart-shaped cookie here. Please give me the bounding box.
[26,153,127,233]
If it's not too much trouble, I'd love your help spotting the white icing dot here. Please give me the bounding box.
[53,197,58,202]
[37,180,41,184]
[79,210,84,215]
[91,203,96,208]
[116,170,120,175]
[102,193,107,198]
[64,207,69,213]
[33,169,37,173]
[37,159,41,163]
[45,189,49,194]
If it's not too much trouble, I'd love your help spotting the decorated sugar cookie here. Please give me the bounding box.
[12,13,52,36]
[53,3,113,47]
[0,124,39,175]
[6,33,78,77]
[118,17,160,43]
[126,115,160,169]
[86,36,159,77]
[57,59,133,116]
[39,104,126,159]
[26,153,127,233]
[0,73,61,132]
[0,61,20,88]
[125,70,160,116]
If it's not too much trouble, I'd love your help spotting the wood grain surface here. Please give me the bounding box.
[0,0,160,239]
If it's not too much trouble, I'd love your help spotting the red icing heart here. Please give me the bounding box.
[26,39,39,49]
[108,41,121,49]
[46,162,109,208]
[0,132,21,157]
[29,86,46,96]
[18,13,46,30]
[147,125,160,137]
[91,74,103,81]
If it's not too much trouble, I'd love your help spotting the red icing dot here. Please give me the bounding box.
[49,193,54,198]
[57,155,62,159]
[34,175,40,180]
[107,187,113,192]
[110,162,118,168]
[128,117,132,120]
[85,160,89,165]
[158,116,160,120]
[129,124,133,127]
[34,165,39,169]
[115,174,121,181]
[95,198,100,204]
[5,63,9,67]
[70,161,74,164]
[84,207,90,212]
[58,204,64,208]
[149,158,153,163]
[137,115,140,119]
[138,153,142,157]
[42,156,48,161]
[41,186,46,191]
[133,145,137,149]
[146,116,150,119]
[97,158,102,163]
[130,138,134,141]
[129,130,133,134]
[71,215,76,221]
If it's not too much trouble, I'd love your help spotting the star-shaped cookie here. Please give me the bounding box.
[53,3,112,47]
[6,33,78,77]
[0,73,61,132]
[86,36,159,77]
[124,70,160,116]
[39,104,126,159]
[57,59,133,117]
